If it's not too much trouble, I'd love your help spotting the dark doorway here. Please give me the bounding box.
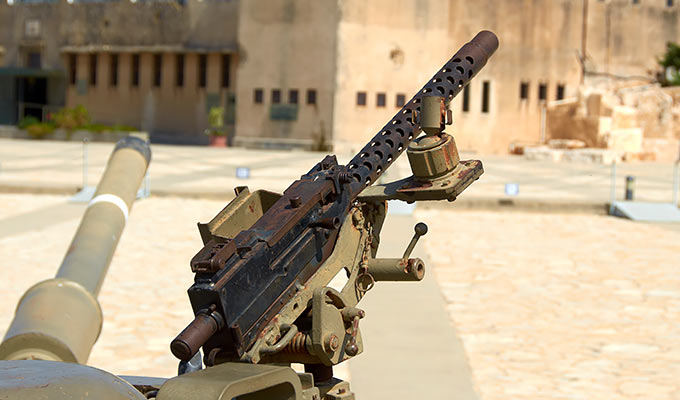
[16,77,47,121]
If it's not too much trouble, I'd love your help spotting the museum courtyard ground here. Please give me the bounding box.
[1,139,679,399]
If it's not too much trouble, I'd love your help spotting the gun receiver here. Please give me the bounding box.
[172,31,499,365]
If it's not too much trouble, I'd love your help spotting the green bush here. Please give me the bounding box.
[26,123,55,139]
[50,105,91,132]
[658,42,680,86]
[18,116,40,130]
[18,105,138,138]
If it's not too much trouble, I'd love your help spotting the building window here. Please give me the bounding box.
[520,81,529,100]
[89,54,97,86]
[396,93,406,107]
[131,54,140,87]
[109,53,118,87]
[356,91,367,106]
[462,84,470,112]
[481,81,490,113]
[68,54,76,85]
[376,93,386,107]
[24,19,40,38]
[176,54,184,87]
[289,89,298,104]
[198,54,207,88]
[254,88,264,104]
[153,54,162,87]
[272,89,281,104]
[26,52,41,69]
[556,84,565,100]
[221,54,230,88]
[632,0,639,4]
[307,89,317,105]
[538,83,547,101]
[668,0,674,6]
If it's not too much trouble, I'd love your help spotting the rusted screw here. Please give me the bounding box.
[289,196,302,208]
[352,209,364,227]
[324,334,339,353]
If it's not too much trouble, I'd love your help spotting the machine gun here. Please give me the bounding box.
[0,31,497,400]
[169,30,499,399]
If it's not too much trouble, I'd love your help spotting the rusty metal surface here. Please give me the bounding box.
[358,159,484,202]
[172,31,498,371]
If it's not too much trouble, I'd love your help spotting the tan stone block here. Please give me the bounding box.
[547,139,586,149]
[586,93,602,117]
[628,89,673,139]
[598,116,612,140]
[523,146,564,162]
[611,106,639,130]
[607,128,643,153]
[642,138,680,162]
[562,148,622,164]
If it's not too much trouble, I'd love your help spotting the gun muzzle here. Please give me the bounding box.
[171,307,224,362]
[0,136,151,364]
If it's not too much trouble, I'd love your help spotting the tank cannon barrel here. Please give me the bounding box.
[0,136,151,364]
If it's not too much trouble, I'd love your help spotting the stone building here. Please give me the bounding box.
[0,0,678,152]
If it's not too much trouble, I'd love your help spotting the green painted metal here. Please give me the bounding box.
[0,136,151,364]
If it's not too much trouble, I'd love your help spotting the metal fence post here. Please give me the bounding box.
[673,161,679,207]
[625,176,635,201]
[609,159,617,215]
[82,138,89,189]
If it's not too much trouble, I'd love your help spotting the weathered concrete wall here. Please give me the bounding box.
[447,0,582,153]
[235,0,338,147]
[3,0,680,151]
[547,99,606,148]
[0,0,238,68]
[332,0,450,155]
[587,0,680,79]
[447,0,680,154]
[0,0,238,143]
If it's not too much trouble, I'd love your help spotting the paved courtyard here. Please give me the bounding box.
[417,209,680,400]
[0,138,679,399]
[1,138,679,207]
[0,192,678,399]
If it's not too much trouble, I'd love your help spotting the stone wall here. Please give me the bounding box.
[546,83,680,161]
[2,0,680,151]
[331,0,450,154]
[0,0,238,143]
[234,0,338,147]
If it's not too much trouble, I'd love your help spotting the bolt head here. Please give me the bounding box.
[290,196,302,208]
[324,334,339,352]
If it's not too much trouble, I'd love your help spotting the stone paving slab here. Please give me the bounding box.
[349,215,478,400]
[1,194,679,399]
[1,138,679,206]
[415,208,680,400]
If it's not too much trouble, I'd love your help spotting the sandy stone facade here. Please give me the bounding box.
[1,0,679,152]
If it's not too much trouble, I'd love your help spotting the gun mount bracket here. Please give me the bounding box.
[358,159,483,203]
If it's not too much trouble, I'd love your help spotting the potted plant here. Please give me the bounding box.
[206,106,227,147]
